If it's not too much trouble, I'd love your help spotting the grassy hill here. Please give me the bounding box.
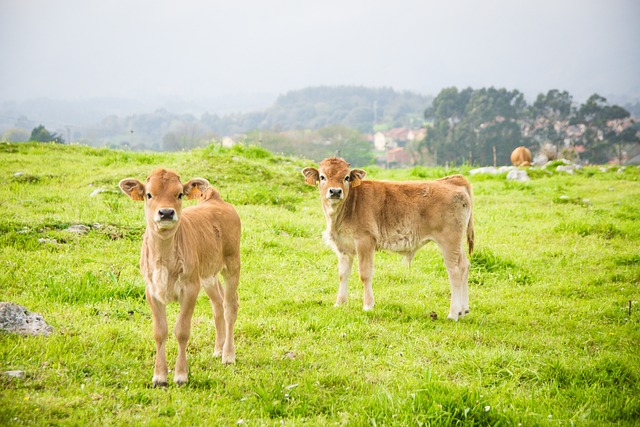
[1,142,639,425]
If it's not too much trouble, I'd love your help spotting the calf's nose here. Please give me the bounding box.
[328,188,343,198]
[158,208,175,220]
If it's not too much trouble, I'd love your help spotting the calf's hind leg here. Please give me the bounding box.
[203,276,226,357]
[356,238,375,311]
[440,242,470,321]
[221,263,240,364]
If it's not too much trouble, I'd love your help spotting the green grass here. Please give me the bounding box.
[1,141,639,426]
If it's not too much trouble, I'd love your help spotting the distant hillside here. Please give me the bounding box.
[200,86,431,136]
[1,86,432,149]
[263,86,431,132]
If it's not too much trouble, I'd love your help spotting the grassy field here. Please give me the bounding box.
[0,142,638,426]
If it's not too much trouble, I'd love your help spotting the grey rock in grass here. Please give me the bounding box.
[38,238,58,244]
[533,153,549,166]
[4,370,25,379]
[469,166,515,175]
[556,164,580,174]
[0,302,54,336]
[66,224,90,235]
[469,166,499,175]
[506,169,530,182]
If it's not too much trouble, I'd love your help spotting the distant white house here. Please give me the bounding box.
[373,131,388,151]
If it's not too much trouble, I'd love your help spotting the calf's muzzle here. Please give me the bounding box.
[156,208,177,222]
[328,188,343,199]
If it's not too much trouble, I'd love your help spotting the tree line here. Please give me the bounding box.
[414,88,639,165]
[3,86,638,166]
[7,86,427,152]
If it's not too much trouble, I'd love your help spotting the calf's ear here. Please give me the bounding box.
[119,179,145,201]
[302,167,320,185]
[349,169,366,187]
[184,178,210,200]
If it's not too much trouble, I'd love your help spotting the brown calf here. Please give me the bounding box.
[303,157,474,320]
[511,146,532,166]
[119,169,241,386]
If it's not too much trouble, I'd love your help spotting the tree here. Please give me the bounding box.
[463,88,528,165]
[245,125,374,166]
[162,122,212,151]
[531,90,573,119]
[424,87,529,165]
[573,94,632,163]
[30,125,64,143]
[476,119,525,165]
[318,125,373,166]
[2,128,30,142]
[423,87,474,165]
[407,129,432,166]
[526,90,574,157]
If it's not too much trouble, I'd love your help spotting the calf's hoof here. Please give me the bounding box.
[152,376,168,388]
[447,312,460,321]
[174,373,188,386]
[222,354,236,364]
[447,308,469,321]
[222,346,236,364]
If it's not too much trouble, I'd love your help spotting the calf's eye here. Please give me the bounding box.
[178,193,183,200]
[146,193,153,200]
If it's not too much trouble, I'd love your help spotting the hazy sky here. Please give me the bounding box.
[1,0,639,105]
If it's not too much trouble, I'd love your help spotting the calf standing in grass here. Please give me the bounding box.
[302,157,474,320]
[119,169,241,386]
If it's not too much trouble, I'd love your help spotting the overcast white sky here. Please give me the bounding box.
[1,0,639,105]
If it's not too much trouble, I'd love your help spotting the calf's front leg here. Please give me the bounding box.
[146,288,168,387]
[174,283,200,385]
[335,251,353,306]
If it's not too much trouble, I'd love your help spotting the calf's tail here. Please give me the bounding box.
[467,211,474,254]
[464,181,474,255]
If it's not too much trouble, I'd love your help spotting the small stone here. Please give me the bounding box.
[0,302,54,336]
[4,370,25,379]
[506,169,530,182]
[66,224,90,235]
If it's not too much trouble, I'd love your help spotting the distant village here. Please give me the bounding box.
[369,128,426,168]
